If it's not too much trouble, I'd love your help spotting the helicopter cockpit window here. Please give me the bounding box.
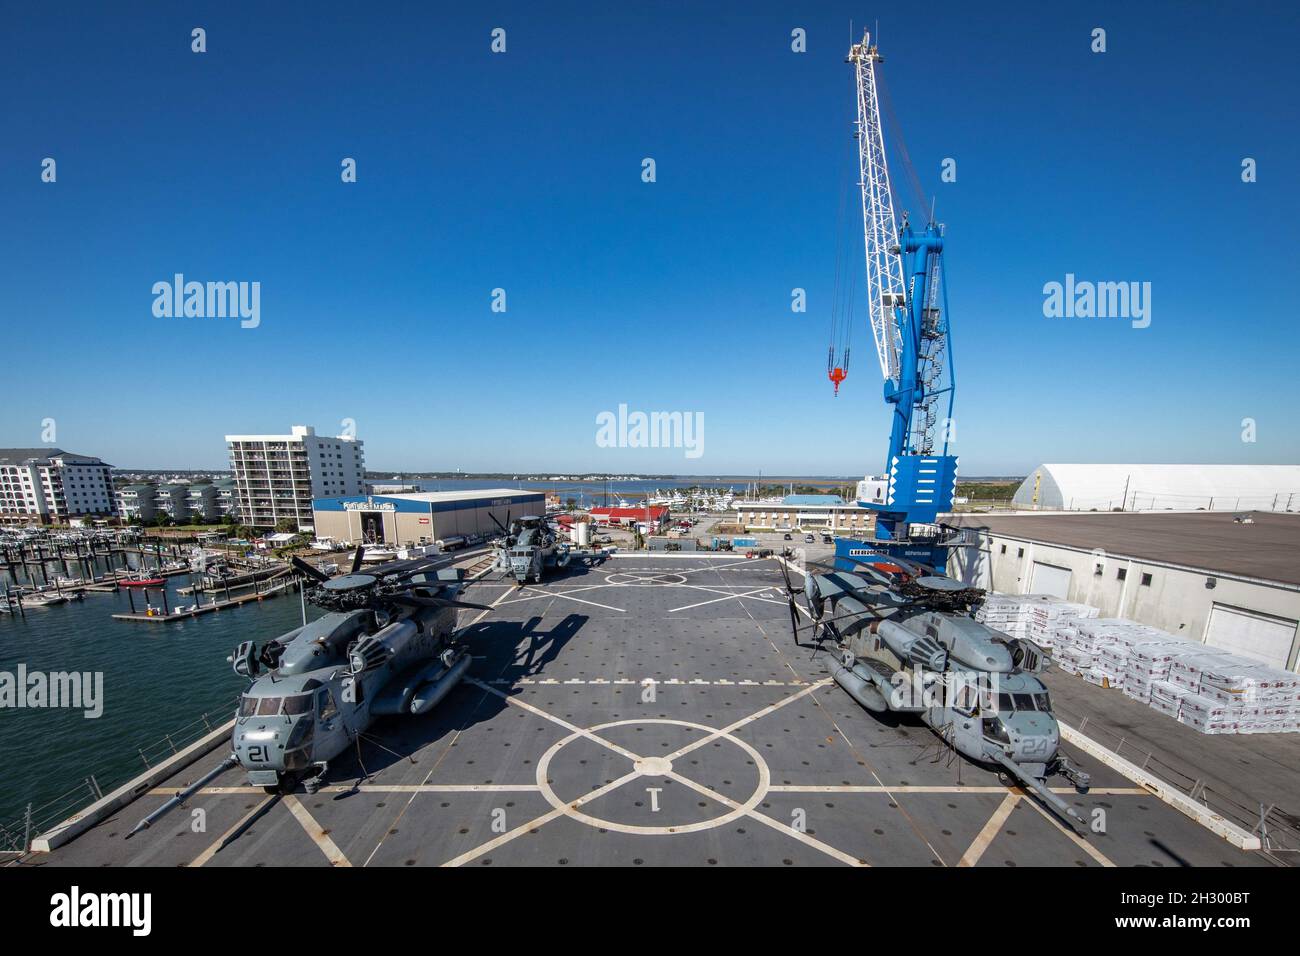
[238,696,258,717]
[1014,693,1036,711]
[318,688,339,720]
[255,696,283,716]
[953,683,979,716]
[998,693,1015,713]
[1034,692,1051,712]
[282,694,313,716]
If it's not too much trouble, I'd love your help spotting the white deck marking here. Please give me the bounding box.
[155,783,1143,797]
[768,785,1145,795]
[667,770,867,867]
[958,793,1019,867]
[284,794,352,867]
[513,586,627,613]
[1018,790,1116,867]
[441,770,642,867]
[323,784,539,793]
[667,587,785,612]
[663,679,833,761]
[465,677,642,762]
[188,794,277,867]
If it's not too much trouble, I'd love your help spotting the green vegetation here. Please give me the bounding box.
[956,479,1021,499]
[749,484,856,499]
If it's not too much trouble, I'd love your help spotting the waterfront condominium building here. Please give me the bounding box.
[225,425,365,531]
[0,448,115,524]
[115,484,158,523]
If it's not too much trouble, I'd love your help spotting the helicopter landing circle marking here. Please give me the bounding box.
[604,571,688,587]
[535,718,769,835]
[633,755,674,775]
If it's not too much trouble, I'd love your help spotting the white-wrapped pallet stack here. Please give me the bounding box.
[1163,655,1300,735]
[1057,618,1167,689]
[1026,599,1098,652]
[976,592,1300,735]
[973,594,1052,641]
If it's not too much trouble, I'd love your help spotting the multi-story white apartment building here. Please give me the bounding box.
[186,483,221,521]
[115,484,158,523]
[154,484,191,523]
[211,478,240,520]
[0,448,115,524]
[225,425,366,531]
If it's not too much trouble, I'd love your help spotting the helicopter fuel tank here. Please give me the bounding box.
[827,656,891,712]
[410,652,473,714]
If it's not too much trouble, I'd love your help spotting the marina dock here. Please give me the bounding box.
[110,580,295,623]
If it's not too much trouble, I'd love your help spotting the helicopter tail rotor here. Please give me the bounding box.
[779,555,819,646]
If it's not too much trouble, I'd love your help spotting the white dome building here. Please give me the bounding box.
[1011,464,1300,512]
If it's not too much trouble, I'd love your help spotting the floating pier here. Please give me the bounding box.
[110,581,295,623]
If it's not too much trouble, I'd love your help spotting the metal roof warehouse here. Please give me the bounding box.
[311,489,543,547]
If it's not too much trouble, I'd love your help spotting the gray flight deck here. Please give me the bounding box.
[26,555,1283,867]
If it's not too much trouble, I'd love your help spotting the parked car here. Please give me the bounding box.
[804,534,815,543]
[783,533,792,541]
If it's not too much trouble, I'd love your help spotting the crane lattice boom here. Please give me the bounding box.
[849,34,906,385]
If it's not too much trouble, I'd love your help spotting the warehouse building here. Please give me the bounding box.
[312,489,544,547]
[733,494,875,535]
[1012,463,1300,512]
[947,511,1300,671]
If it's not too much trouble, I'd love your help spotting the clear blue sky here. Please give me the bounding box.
[2,2,1296,476]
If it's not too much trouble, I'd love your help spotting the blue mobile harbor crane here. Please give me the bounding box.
[832,33,961,574]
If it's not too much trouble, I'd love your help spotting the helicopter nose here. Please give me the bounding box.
[1003,713,1059,760]
[236,726,285,768]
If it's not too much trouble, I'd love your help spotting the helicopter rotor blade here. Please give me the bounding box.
[350,546,365,575]
[289,555,330,584]
[391,593,494,612]
[778,557,809,645]
[786,595,804,645]
[372,557,443,580]
[838,556,897,588]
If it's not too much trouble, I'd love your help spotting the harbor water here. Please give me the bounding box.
[0,552,324,844]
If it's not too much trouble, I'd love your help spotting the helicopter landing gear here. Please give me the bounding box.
[1054,755,1091,792]
[301,764,328,795]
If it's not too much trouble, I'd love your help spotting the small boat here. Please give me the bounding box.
[21,592,68,608]
[360,545,398,563]
[121,573,165,587]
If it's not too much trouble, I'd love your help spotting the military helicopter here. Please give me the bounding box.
[127,548,492,837]
[781,552,1092,829]
[489,512,606,586]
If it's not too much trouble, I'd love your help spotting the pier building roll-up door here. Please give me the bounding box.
[1028,561,1071,599]
[1204,604,1297,670]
